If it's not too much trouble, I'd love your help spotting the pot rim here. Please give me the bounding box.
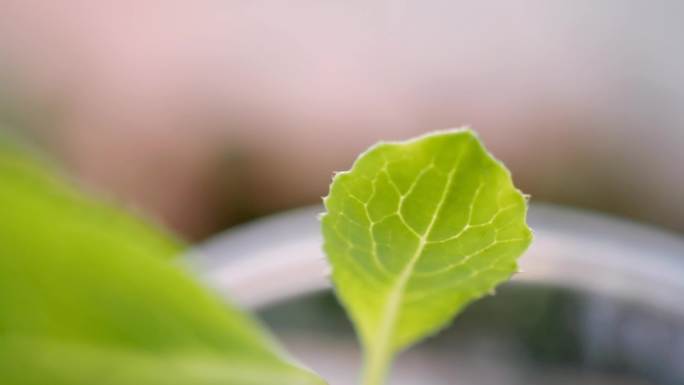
[186,203,684,315]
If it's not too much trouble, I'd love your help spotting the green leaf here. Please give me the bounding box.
[322,129,532,385]
[0,143,325,385]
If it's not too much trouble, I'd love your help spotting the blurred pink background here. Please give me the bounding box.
[1,1,682,239]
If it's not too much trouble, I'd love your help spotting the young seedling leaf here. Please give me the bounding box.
[0,142,325,385]
[322,129,532,385]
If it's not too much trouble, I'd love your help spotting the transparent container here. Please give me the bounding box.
[188,203,684,385]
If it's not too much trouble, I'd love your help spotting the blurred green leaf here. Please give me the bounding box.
[322,129,532,385]
[0,142,325,385]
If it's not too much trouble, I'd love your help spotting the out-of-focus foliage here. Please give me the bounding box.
[0,138,325,385]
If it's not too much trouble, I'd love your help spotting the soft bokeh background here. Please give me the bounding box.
[1,1,682,240]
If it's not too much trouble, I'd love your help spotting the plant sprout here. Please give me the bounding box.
[322,129,532,385]
[0,129,531,385]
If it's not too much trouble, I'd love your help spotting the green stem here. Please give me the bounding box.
[361,347,393,385]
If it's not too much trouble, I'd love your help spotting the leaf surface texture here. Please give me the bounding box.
[322,130,532,381]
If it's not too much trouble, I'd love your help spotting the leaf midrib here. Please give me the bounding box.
[369,143,467,362]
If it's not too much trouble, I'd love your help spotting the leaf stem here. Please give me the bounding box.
[361,346,393,385]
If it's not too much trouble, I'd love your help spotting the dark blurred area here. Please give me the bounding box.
[1,1,682,240]
[261,285,684,384]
